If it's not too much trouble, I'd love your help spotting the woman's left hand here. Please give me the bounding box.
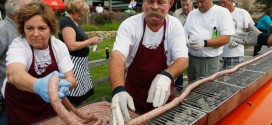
[90,37,102,45]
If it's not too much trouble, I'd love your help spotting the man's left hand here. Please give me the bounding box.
[187,39,205,51]
[147,71,172,107]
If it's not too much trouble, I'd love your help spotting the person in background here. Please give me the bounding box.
[253,8,272,56]
[172,0,194,92]
[1,2,76,124]
[233,23,272,46]
[0,0,32,124]
[173,0,194,25]
[220,0,254,69]
[109,0,188,124]
[58,0,101,106]
[132,0,137,8]
[95,3,104,13]
[184,0,235,82]
[129,0,137,9]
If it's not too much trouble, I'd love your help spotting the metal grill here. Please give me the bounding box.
[147,104,206,125]
[215,69,264,88]
[145,52,272,125]
[243,55,272,72]
[184,81,241,112]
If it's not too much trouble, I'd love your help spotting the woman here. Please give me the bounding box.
[254,8,272,56]
[58,0,101,105]
[2,2,76,124]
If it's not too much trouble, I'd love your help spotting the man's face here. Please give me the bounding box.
[181,0,193,16]
[219,0,232,11]
[197,0,213,13]
[143,0,171,25]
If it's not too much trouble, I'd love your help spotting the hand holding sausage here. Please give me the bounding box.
[147,71,172,107]
[58,79,71,99]
[34,71,71,103]
[111,91,135,125]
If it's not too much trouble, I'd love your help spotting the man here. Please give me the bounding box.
[173,0,194,25]
[109,0,188,124]
[220,0,254,69]
[0,0,32,124]
[184,0,235,82]
[233,23,272,46]
[95,3,103,13]
[172,0,194,92]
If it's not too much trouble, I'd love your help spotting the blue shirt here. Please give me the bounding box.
[257,15,272,30]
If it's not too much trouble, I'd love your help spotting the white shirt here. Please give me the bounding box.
[113,13,188,68]
[2,36,73,97]
[222,7,254,57]
[96,6,103,13]
[184,5,235,57]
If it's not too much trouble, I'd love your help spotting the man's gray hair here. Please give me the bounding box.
[143,0,173,4]
[180,0,194,3]
[5,0,33,17]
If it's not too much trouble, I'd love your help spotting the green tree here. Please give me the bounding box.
[251,0,272,14]
[255,0,272,8]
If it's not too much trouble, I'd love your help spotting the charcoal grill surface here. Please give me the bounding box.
[215,69,264,88]
[147,104,206,125]
[242,55,272,72]
[146,52,272,125]
[184,81,241,112]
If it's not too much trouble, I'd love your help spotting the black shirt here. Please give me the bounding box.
[58,16,89,57]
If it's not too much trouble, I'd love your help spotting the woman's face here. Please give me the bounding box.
[24,15,51,50]
[73,12,84,21]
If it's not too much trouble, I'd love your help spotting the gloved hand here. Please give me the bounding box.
[228,37,239,48]
[34,71,72,103]
[58,79,71,99]
[111,91,135,125]
[187,39,205,51]
[232,23,261,45]
[147,71,172,107]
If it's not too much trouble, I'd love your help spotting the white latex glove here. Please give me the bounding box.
[92,45,98,52]
[232,23,261,45]
[111,91,135,125]
[228,38,239,48]
[187,39,205,51]
[92,38,103,52]
[146,73,171,107]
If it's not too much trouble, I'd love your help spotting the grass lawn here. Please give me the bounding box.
[86,38,113,103]
[89,63,109,81]
[88,38,114,61]
[85,82,112,103]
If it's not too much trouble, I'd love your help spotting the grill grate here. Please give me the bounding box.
[147,104,206,125]
[184,81,241,112]
[215,69,264,88]
[146,52,272,125]
[243,55,272,72]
